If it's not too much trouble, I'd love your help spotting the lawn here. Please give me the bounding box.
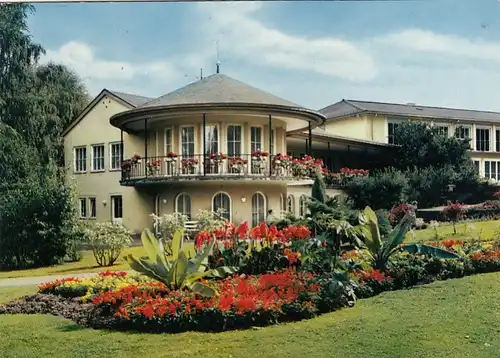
[408,219,500,243]
[0,219,498,280]
[1,272,499,358]
[0,243,197,280]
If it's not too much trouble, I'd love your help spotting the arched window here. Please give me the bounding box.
[175,193,192,220]
[299,195,308,217]
[252,192,266,226]
[212,192,231,221]
[287,194,295,214]
[280,194,286,216]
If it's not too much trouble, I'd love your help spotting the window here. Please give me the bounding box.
[180,126,195,157]
[455,126,471,140]
[270,128,275,155]
[436,125,449,136]
[484,161,500,181]
[109,143,123,170]
[250,126,262,153]
[79,198,87,218]
[111,195,123,219]
[91,144,105,171]
[280,194,286,215]
[299,195,308,217]
[496,130,500,152]
[175,193,192,220]
[476,128,490,152]
[74,147,87,172]
[212,192,231,221]
[89,197,96,218]
[205,125,219,155]
[287,195,295,214]
[227,125,242,157]
[474,160,480,174]
[388,122,400,145]
[165,127,173,154]
[251,192,266,226]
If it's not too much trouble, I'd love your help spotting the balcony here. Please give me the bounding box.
[120,153,323,185]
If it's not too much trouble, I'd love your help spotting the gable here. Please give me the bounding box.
[62,90,135,137]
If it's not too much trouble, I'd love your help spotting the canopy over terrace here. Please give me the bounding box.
[109,74,325,151]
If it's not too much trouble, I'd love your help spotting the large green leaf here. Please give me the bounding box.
[383,214,413,256]
[401,244,462,259]
[173,250,189,287]
[190,282,218,297]
[125,254,166,284]
[188,237,215,274]
[362,207,382,247]
[207,266,239,279]
[141,229,168,268]
[171,229,183,260]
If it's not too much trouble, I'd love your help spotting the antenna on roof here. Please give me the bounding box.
[216,40,220,74]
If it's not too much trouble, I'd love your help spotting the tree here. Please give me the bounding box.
[0,5,90,268]
[392,122,472,171]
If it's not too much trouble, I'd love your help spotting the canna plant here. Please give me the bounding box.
[354,206,461,270]
[125,229,239,297]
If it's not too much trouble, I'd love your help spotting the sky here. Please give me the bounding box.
[28,0,500,111]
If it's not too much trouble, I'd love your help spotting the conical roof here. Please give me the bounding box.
[138,73,303,109]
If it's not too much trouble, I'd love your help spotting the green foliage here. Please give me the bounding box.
[392,122,472,171]
[126,229,239,297]
[375,209,392,237]
[0,163,77,269]
[0,5,90,269]
[354,207,461,270]
[86,222,133,267]
[196,209,226,232]
[346,168,409,209]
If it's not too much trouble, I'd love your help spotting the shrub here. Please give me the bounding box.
[87,222,133,266]
[388,203,413,226]
[441,201,466,234]
[346,167,408,209]
[0,165,78,269]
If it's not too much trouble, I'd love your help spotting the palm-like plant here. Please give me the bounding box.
[354,206,461,270]
[125,229,238,297]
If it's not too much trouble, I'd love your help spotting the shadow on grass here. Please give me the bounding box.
[58,323,87,332]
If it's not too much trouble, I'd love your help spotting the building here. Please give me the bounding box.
[320,99,500,181]
[64,73,391,233]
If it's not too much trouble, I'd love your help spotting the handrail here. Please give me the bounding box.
[121,154,303,181]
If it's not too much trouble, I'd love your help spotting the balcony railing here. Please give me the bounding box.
[120,154,370,187]
[121,154,316,182]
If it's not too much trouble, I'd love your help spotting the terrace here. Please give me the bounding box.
[120,152,369,186]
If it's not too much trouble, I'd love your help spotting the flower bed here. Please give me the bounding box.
[3,240,500,333]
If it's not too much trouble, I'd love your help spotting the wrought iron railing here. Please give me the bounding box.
[121,154,304,181]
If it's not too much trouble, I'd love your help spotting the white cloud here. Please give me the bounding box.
[39,4,500,113]
[377,29,500,62]
[40,41,180,95]
[196,2,377,82]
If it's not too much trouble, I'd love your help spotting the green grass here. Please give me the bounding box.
[1,272,500,358]
[0,244,196,280]
[409,219,500,243]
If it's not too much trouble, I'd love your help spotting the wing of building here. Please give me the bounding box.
[65,75,500,233]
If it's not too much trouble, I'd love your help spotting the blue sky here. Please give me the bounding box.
[28,0,500,111]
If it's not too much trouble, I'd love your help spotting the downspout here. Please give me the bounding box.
[268,114,272,176]
[202,113,206,176]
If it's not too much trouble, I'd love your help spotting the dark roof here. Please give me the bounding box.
[138,74,302,109]
[108,90,153,107]
[320,99,500,123]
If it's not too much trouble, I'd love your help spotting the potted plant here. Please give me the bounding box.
[229,156,247,173]
[181,157,199,174]
[146,160,161,176]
